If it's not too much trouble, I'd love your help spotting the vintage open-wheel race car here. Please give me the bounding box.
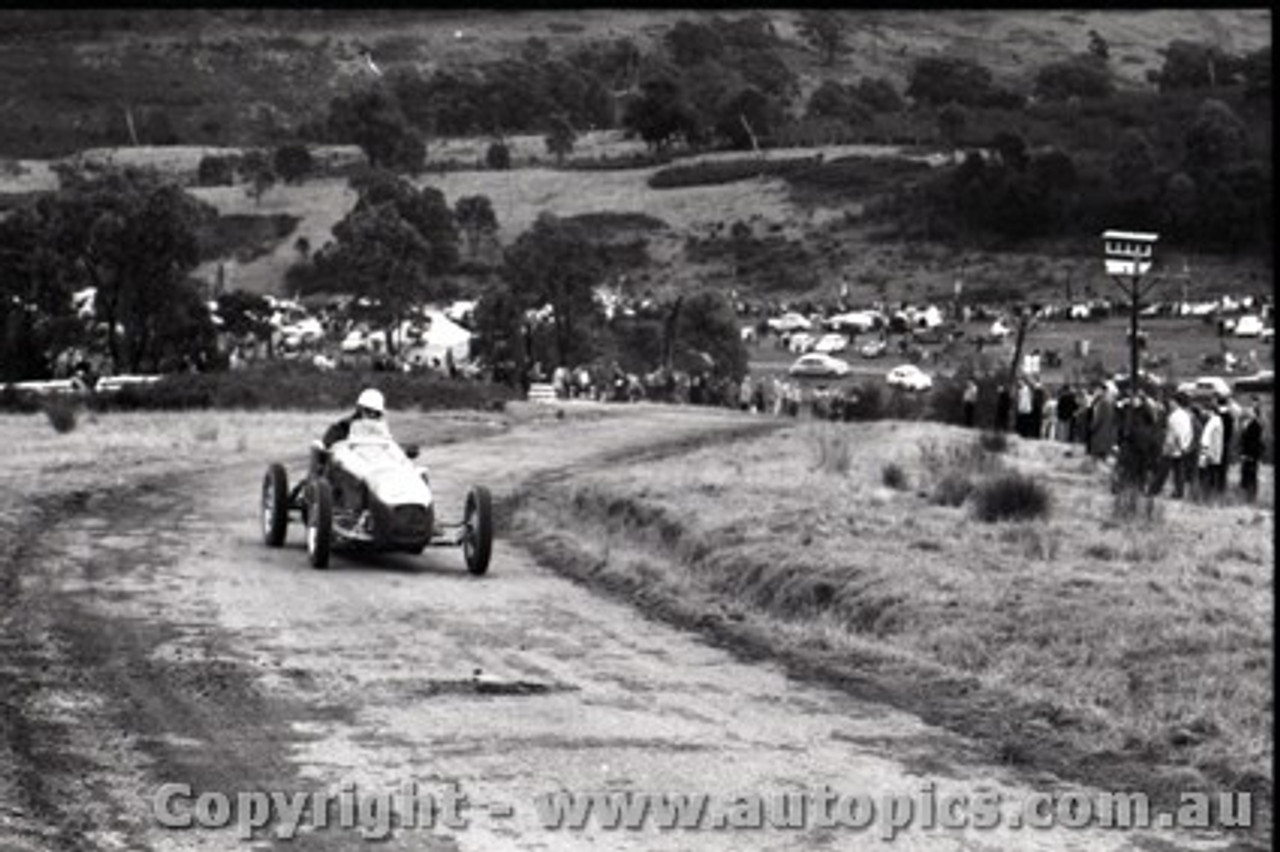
[260,431,493,574]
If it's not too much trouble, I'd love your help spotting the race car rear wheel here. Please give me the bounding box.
[262,464,289,547]
[463,485,493,576]
[307,479,333,570]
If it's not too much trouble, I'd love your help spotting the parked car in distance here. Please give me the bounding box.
[859,339,888,359]
[812,333,850,354]
[1233,370,1273,394]
[788,353,852,378]
[1178,376,1232,400]
[768,312,813,333]
[1234,315,1264,337]
[886,364,933,391]
[787,332,817,354]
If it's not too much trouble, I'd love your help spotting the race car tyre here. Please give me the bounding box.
[262,464,289,547]
[463,485,493,576]
[307,479,333,570]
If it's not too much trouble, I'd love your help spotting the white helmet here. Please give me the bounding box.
[356,388,385,414]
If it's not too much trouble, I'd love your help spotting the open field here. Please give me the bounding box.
[751,316,1276,389]
[509,417,1273,834]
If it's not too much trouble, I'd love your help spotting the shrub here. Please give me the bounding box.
[843,382,885,421]
[931,471,974,507]
[485,142,511,170]
[88,363,517,413]
[978,430,1009,454]
[881,462,909,490]
[0,384,41,413]
[197,154,237,187]
[971,472,1052,522]
[42,397,78,433]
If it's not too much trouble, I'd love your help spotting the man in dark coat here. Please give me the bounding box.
[1239,400,1265,502]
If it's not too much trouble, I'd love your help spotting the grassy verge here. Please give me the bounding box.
[508,419,1273,839]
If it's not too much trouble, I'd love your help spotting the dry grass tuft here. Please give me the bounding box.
[972,472,1052,523]
[881,461,909,491]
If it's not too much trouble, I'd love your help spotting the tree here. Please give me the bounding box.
[348,169,459,273]
[545,114,576,165]
[937,103,968,149]
[0,204,77,381]
[196,154,236,187]
[805,81,871,125]
[320,204,436,356]
[45,169,216,373]
[1110,128,1159,196]
[502,213,604,367]
[796,11,845,66]
[326,87,425,173]
[671,290,747,381]
[907,56,994,107]
[1184,98,1248,175]
[1153,40,1241,92]
[455,195,499,259]
[485,140,511,170]
[664,20,724,67]
[622,77,702,151]
[273,143,313,184]
[1034,55,1114,101]
[715,87,780,150]
[855,77,904,113]
[1241,45,1271,99]
[240,149,277,206]
[990,131,1029,171]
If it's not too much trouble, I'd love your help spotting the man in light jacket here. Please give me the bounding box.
[1150,392,1194,498]
[1198,403,1225,494]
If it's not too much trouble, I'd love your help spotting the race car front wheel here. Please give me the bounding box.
[262,464,289,547]
[463,485,493,576]
[307,479,333,570]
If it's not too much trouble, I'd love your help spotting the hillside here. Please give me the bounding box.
[0,9,1268,158]
[0,9,1270,306]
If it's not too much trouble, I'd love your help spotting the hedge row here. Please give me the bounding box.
[0,363,517,414]
[648,155,821,190]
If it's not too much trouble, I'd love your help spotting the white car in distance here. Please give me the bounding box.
[812,333,850,354]
[886,364,933,391]
[789,353,852,378]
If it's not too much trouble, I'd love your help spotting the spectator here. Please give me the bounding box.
[1015,379,1034,438]
[1056,383,1077,442]
[1041,392,1057,440]
[962,379,978,428]
[1150,392,1194,498]
[995,384,1011,432]
[1088,382,1118,460]
[1239,399,1265,502]
[1031,379,1046,440]
[1199,403,1225,495]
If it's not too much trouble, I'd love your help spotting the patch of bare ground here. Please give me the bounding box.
[507,419,1273,843]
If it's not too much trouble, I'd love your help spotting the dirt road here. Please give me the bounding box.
[0,406,1249,851]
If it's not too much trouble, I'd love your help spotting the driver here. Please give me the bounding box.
[322,388,391,448]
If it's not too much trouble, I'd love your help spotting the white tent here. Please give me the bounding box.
[402,309,472,367]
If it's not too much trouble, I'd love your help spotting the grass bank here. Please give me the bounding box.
[508,419,1273,840]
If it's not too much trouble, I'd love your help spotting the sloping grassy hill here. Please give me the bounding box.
[0,9,1268,158]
